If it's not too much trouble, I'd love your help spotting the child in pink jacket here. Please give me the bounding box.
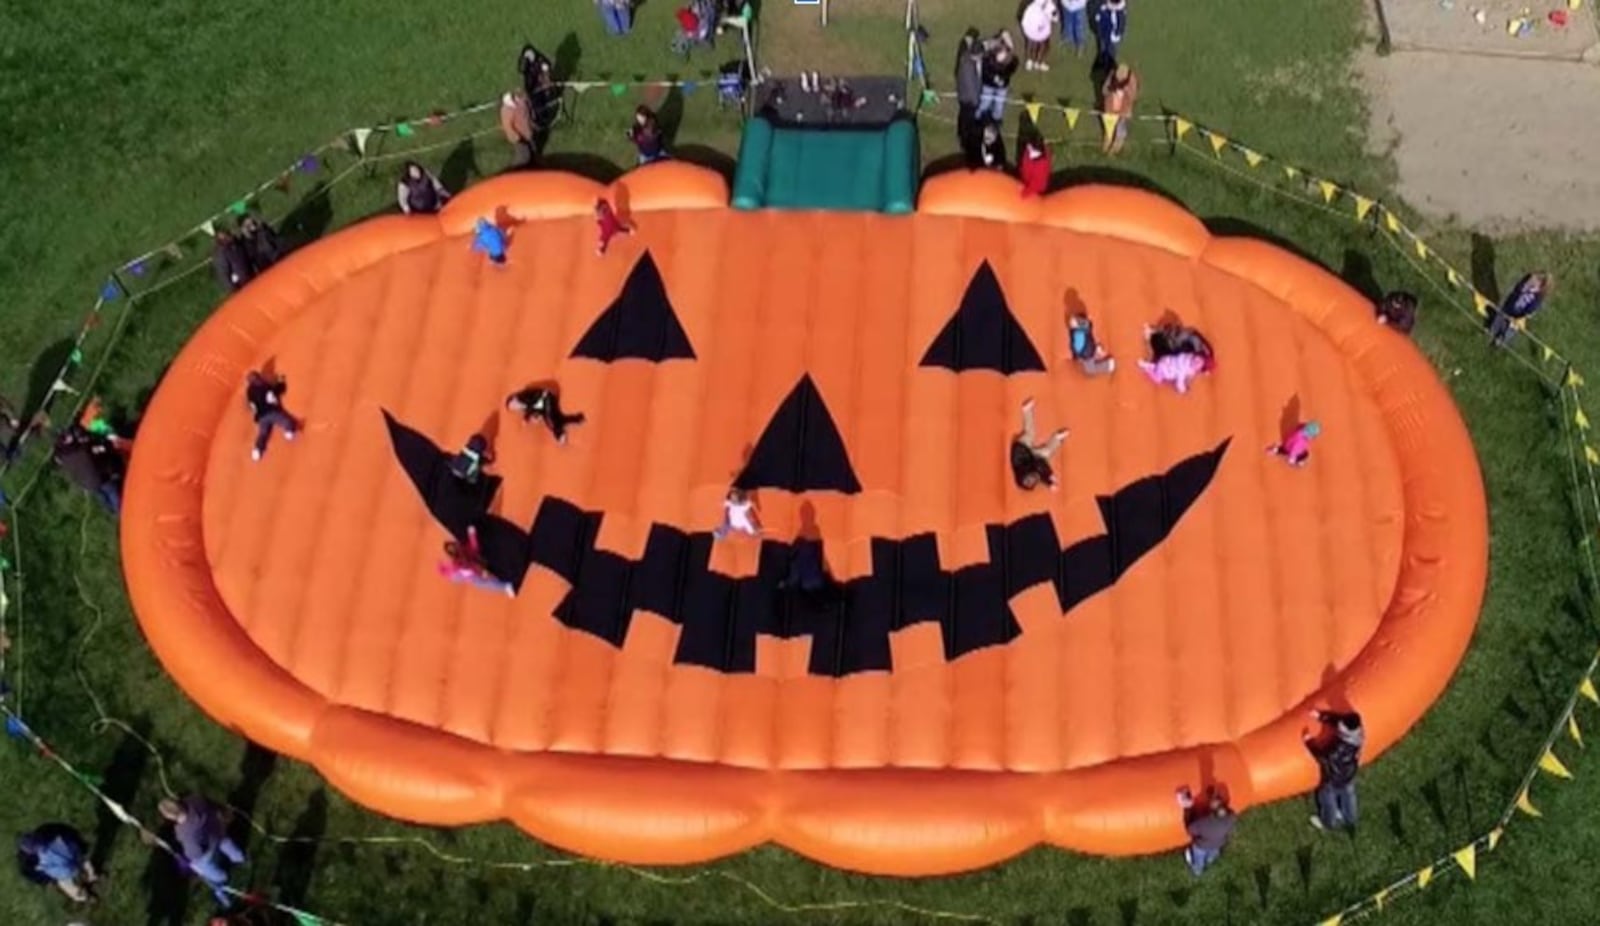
[1267,420,1321,467]
[1138,351,1209,394]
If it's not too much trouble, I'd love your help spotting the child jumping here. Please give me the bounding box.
[1010,398,1068,491]
[1067,312,1115,376]
[713,488,761,539]
[505,386,586,444]
[438,526,515,597]
[245,370,298,461]
[1267,420,1321,468]
[471,217,508,265]
[595,198,633,255]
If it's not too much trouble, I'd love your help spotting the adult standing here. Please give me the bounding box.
[1176,787,1236,876]
[211,230,253,293]
[1094,0,1128,71]
[954,29,986,163]
[1059,0,1089,57]
[500,89,537,169]
[976,35,1018,123]
[1020,0,1058,71]
[1100,62,1139,155]
[396,161,450,215]
[596,0,633,35]
[1304,709,1364,831]
[157,796,246,908]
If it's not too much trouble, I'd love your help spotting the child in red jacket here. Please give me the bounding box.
[595,198,633,255]
[1019,137,1051,197]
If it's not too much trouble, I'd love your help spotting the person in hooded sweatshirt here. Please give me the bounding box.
[396,161,450,215]
[1304,709,1365,831]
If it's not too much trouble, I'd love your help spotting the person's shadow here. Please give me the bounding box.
[273,789,329,909]
[91,720,153,876]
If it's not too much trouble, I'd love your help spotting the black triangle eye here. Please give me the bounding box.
[569,251,696,362]
[919,261,1045,375]
[734,375,862,495]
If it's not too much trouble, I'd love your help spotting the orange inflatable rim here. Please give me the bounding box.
[122,162,1487,875]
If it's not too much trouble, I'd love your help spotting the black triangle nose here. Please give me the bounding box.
[733,375,862,494]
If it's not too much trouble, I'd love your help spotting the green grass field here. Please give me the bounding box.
[4,1,1600,923]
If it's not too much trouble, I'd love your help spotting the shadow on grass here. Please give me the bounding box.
[273,789,328,908]
[141,840,191,926]
[22,337,74,426]
[227,744,279,854]
[91,716,152,874]
[439,138,481,193]
[279,181,337,250]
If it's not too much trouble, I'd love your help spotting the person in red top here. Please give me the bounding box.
[595,198,633,255]
[1019,136,1051,196]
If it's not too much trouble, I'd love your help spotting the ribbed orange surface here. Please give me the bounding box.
[122,164,1485,872]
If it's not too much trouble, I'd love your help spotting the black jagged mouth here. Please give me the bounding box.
[385,410,1229,678]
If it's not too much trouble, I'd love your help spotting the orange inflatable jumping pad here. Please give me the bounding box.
[122,162,1487,875]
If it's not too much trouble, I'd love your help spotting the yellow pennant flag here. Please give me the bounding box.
[1543,344,1556,362]
[1580,676,1598,704]
[1064,107,1081,131]
[1318,180,1338,203]
[1578,407,1592,431]
[1539,748,1573,779]
[1284,165,1300,180]
[1317,915,1342,926]
[1384,211,1402,234]
[1374,887,1389,910]
[1454,844,1477,880]
[1586,445,1600,466]
[1516,787,1542,817]
[1243,148,1264,168]
[1567,369,1586,388]
[1024,102,1043,125]
[1208,131,1228,156]
[1418,865,1435,889]
[1100,112,1121,137]
[1447,267,1461,287]
[1489,827,1504,851]
[1414,237,1429,260]
[1471,292,1494,317]
[1173,116,1193,140]
[1569,712,1584,747]
[1354,195,1375,221]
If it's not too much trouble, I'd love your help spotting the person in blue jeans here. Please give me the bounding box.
[976,38,1018,122]
[1059,0,1089,56]
[1176,787,1236,876]
[1094,0,1127,70]
[158,796,246,908]
[1304,709,1364,831]
[596,0,632,35]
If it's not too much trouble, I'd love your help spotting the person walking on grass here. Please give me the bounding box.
[1176,787,1236,877]
[1304,709,1364,832]
[1011,397,1068,492]
[976,36,1018,122]
[439,526,516,597]
[1020,0,1058,71]
[1059,0,1089,58]
[596,0,633,36]
[1094,0,1128,71]
[245,370,298,462]
[157,795,245,909]
[714,487,761,539]
[506,386,586,445]
[595,198,633,255]
[15,823,99,903]
[1100,63,1139,156]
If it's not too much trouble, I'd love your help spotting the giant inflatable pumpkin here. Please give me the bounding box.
[122,162,1486,875]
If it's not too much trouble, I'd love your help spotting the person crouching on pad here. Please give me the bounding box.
[1067,312,1115,376]
[471,217,508,265]
[439,526,515,597]
[1267,420,1320,468]
[1011,398,1068,492]
[506,386,585,444]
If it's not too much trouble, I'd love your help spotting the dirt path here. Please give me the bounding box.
[1364,2,1600,231]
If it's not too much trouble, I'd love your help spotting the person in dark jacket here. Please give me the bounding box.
[518,43,554,99]
[1176,786,1235,876]
[396,161,450,215]
[976,36,1018,122]
[238,215,282,274]
[245,370,298,462]
[1488,271,1551,346]
[1304,709,1364,831]
[1376,291,1418,334]
[627,105,668,165]
[211,230,254,293]
[954,29,984,158]
[506,386,585,444]
[52,424,123,513]
[15,823,98,902]
[158,795,245,908]
[1010,398,1067,491]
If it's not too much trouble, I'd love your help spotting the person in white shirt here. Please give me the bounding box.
[1020,0,1059,71]
[713,488,762,540]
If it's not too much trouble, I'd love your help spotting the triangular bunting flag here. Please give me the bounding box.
[610,82,628,97]
[1472,292,1493,317]
[1567,369,1586,388]
[352,127,373,156]
[1354,196,1375,221]
[1243,149,1264,168]
[1208,131,1228,156]
[1415,238,1429,260]
[200,220,216,238]
[394,121,415,137]
[274,173,292,192]
[291,912,321,926]
[1284,165,1300,180]
[921,88,938,107]
[1418,865,1435,889]
[1384,211,1401,233]
[1025,102,1043,125]
[1543,345,1556,362]
[48,378,78,397]
[1316,914,1342,926]
[1101,112,1121,136]
[1064,107,1080,130]
[1572,713,1585,746]
[162,243,183,261]
[1578,407,1591,431]
[1447,267,1462,287]
[1374,887,1389,910]
[69,348,83,364]
[426,112,443,126]
[1580,676,1598,704]
[681,80,698,94]
[1539,748,1573,778]
[1489,827,1504,850]
[1173,116,1193,140]
[1318,180,1338,203]
[228,199,249,217]
[1516,787,1542,817]
[1453,844,1477,880]
[1586,445,1599,466]
[99,279,123,301]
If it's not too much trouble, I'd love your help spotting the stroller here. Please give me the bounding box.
[717,60,751,109]
[671,0,719,57]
